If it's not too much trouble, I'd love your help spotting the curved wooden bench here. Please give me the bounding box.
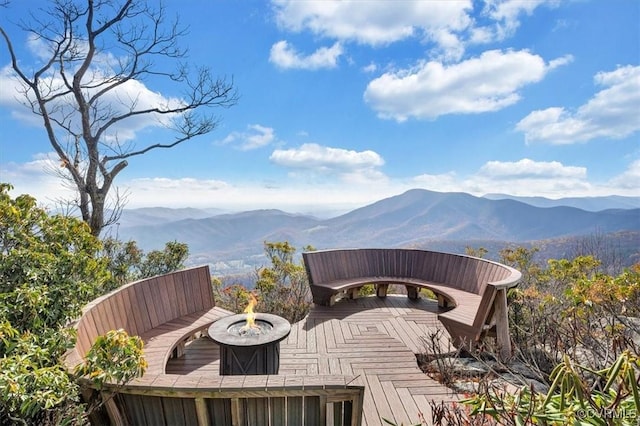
[65,265,231,375]
[302,248,521,358]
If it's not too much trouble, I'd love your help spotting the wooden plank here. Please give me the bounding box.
[459,256,477,293]
[164,274,180,320]
[323,320,337,350]
[412,394,433,423]
[364,374,393,424]
[101,295,119,333]
[493,288,511,360]
[174,271,189,317]
[380,320,415,354]
[144,278,162,328]
[201,266,216,309]
[181,271,197,313]
[77,313,97,356]
[396,387,422,424]
[133,279,153,332]
[339,357,353,375]
[179,269,196,312]
[332,319,346,346]
[474,262,492,294]
[93,302,113,336]
[111,291,131,335]
[125,286,147,336]
[147,277,166,328]
[192,268,207,311]
[297,319,307,350]
[306,318,317,354]
[156,275,173,323]
[286,317,298,346]
[329,356,342,375]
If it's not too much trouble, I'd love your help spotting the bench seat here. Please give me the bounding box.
[310,275,488,331]
[141,306,232,375]
[312,275,482,308]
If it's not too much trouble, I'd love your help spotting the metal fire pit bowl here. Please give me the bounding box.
[208,313,291,375]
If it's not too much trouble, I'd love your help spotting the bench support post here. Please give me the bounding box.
[348,286,360,299]
[406,285,420,300]
[102,392,127,426]
[494,288,511,360]
[195,397,210,426]
[376,283,389,298]
[436,294,449,308]
[231,398,242,426]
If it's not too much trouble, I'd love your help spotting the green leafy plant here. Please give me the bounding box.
[101,238,189,290]
[75,329,147,389]
[0,322,83,424]
[0,185,153,424]
[0,184,110,424]
[462,351,639,425]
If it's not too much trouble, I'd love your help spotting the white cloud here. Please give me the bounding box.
[478,0,560,41]
[269,40,343,70]
[364,50,570,121]
[3,154,81,205]
[548,55,574,70]
[413,159,594,198]
[412,172,459,192]
[608,159,640,190]
[272,0,472,47]
[478,159,587,179]
[271,0,472,61]
[270,143,383,170]
[219,124,276,150]
[516,65,640,144]
[362,62,378,73]
[270,143,386,183]
[271,0,559,61]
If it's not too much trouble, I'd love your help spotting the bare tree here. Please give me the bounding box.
[571,228,624,275]
[0,0,238,235]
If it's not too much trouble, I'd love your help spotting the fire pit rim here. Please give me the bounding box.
[208,312,291,347]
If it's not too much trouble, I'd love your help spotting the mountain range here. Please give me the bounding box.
[482,194,640,211]
[113,189,640,275]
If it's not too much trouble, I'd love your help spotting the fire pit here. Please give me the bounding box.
[208,295,291,375]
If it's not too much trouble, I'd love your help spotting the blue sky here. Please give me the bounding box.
[1,0,639,215]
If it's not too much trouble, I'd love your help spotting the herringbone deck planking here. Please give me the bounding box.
[166,294,460,425]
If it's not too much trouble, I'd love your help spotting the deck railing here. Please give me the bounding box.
[97,375,363,426]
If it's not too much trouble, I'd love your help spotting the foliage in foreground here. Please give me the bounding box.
[461,351,639,425]
[424,246,640,426]
[0,185,147,425]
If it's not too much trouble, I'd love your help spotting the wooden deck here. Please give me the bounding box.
[167,294,460,425]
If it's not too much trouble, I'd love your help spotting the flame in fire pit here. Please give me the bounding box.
[240,293,259,334]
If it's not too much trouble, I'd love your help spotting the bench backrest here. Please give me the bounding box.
[73,265,214,359]
[303,248,517,295]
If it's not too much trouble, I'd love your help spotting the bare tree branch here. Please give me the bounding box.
[0,0,238,235]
